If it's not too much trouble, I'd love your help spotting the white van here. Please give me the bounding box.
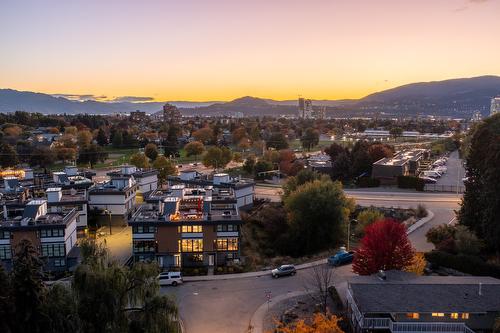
[158,271,183,286]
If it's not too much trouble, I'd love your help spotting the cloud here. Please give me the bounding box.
[52,94,108,102]
[109,96,154,103]
[468,0,489,3]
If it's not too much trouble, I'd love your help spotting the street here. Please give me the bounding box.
[162,186,462,332]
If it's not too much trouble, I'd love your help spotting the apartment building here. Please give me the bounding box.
[88,172,138,218]
[107,165,158,195]
[46,187,88,238]
[168,171,254,209]
[347,271,500,333]
[0,199,79,272]
[129,185,242,269]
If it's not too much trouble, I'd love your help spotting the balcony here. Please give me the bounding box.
[361,318,474,333]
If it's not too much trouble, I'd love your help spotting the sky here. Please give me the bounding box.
[1,0,500,102]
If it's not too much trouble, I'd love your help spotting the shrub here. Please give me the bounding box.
[414,204,428,218]
[397,176,425,191]
[425,251,500,278]
[356,177,380,188]
[355,208,384,237]
[426,224,456,247]
[454,226,483,255]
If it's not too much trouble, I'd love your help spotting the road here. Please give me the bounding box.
[162,186,462,332]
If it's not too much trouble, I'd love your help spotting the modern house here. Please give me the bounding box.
[107,165,158,197]
[168,171,254,209]
[347,271,500,333]
[0,199,79,272]
[46,187,88,238]
[306,153,332,174]
[88,172,138,218]
[372,149,427,184]
[129,185,242,269]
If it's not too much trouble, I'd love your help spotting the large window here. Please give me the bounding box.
[216,238,238,251]
[0,245,12,259]
[179,225,202,233]
[0,231,11,239]
[180,239,203,252]
[406,313,420,319]
[216,224,238,232]
[432,313,445,317]
[41,243,65,257]
[133,240,156,253]
[133,225,156,233]
[54,258,66,267]
[40,229,64,238]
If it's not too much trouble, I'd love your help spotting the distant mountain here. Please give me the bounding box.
[2,75,500,117]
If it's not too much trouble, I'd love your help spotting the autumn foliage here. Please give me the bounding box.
[271,313,344,333]
[352,219,415,275]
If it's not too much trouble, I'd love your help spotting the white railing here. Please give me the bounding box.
[390,322,473,333]
[346,289,363,326]
[363,317,392,329]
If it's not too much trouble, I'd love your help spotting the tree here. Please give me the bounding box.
[331,152,351,181]
[305,265,336,315]
[164,125,180,157]
[282,169,328,198]
[77,130,93,148]
[192,127,214,144]
[11,239,45,332]
[367,143,393,163]
[354,208,384,237]
[325,143,346,161]
[96,128,108,146]
[254,160,274,179]
[0,143,19,168]
[352,219,415,275]
[300,127,319,150]
[284,180,354,255]
[55,147,77,163]
[112,130,124,148]
[30,146,56,170]
[271,313,344,333]
[202,146,232,169]
[153,156,177,186]
[459,114,500,252]
[243,155,256,174]
[405,252,426,276]
[78,144,107,168]
[144,143,159,161]
[390,127,403,139]
[266,132,289,150]
[130,152,150,169]
[184,141,205,159]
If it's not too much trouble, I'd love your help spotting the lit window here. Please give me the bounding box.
[462,313,469,319]
[406,313,420,319]
[451,313,459,319]
[432,313,444,317]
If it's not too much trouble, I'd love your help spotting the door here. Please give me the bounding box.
[208,254,215,266]
[174,254,181,267]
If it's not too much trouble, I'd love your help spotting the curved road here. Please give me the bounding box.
[162,186,462,333]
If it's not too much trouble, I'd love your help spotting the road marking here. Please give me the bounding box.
[447,217,457,225]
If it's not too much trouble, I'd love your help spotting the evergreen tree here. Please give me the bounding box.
[0,143,19,168]
[96,128,108,146]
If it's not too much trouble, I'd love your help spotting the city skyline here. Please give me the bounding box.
[1,0,500,101]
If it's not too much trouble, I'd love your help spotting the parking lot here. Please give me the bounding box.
[424,150,465,193]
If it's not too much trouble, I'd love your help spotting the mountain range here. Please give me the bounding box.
[1,75,500,118]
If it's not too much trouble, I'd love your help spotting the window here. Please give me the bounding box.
[54,258,66,267]
[216,224,238,232]
[0,245,12,259]
[216,238,238,251]
[450,313,459,319]
[462,313,469,319]
[41,243,65,257]
[406,313,420,319]
[0,231,11,239]
[179,225,202,233]
[432,313,445,317]
[133,225,156,233]
[181,239,203,252]
[40,229,64,238]
[133,240,156,253]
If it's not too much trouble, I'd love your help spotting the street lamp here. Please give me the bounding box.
[347,219,357,251]
[103,208,112,235]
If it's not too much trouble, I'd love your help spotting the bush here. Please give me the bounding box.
[397,176,425,191]
[455,226,483,255]
[414,204,428,219]
[356,177,380,188]
[355,208,384,237]
[426,224,456,247]
[425,251,500,278]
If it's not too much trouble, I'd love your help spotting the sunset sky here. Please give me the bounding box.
[1,0,500,102]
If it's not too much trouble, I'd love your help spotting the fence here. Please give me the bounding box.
[424,184,465,193]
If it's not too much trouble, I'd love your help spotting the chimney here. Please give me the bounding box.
[46,188,62,203]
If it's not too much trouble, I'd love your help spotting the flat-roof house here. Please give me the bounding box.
[88,174,138,218]
[0,199,79,272]
[347,271,500,333]
[372,149,427,184]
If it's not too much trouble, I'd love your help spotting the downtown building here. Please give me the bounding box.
[0,199,79,272]
[128,185,242,269]
[491,97,500,116]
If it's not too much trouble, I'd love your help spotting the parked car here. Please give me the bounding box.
[422,170,442,178]
[433,166,447,174]
[158,271,183,286]
[328,248,354,266]
[271,265,296,278]
[419,176,437,184]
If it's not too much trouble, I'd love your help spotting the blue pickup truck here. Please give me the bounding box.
[327,248,354,267]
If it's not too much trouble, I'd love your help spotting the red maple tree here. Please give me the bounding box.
[352,218,415,275]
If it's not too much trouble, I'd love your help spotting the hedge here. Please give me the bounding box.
[356,177,380,188]
[425,250,500,278]
[397,175,425,191]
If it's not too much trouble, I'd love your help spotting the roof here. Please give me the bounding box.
[349,271,500,313]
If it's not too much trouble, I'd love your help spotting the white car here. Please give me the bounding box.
[158,271,183,286]
[419,176,437,184]
[422,170,442,178]
[433,166,447,174]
